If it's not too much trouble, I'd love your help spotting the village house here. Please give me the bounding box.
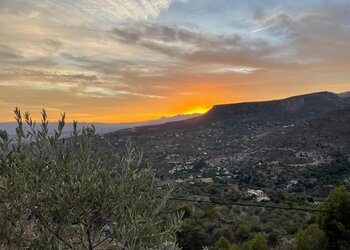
[247,189,270,202]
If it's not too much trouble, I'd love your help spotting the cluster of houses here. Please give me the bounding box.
[168,165,194,175]
[169,162,234,185]
[247,189,271,202]
[175,176,214,185]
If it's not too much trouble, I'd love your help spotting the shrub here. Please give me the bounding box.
[249,233,268,250]
[294,224,327,250]
[274,239,294,250]
[0,109,182,249]
[229,244,239,250]
[240,233,268,250]
[316,186,350,250]
[262,223,273,234]
[250,221,262,233]
[212,225,234,242]
[267,231,278,245]
[285,223,300,235]
[235,223,251,240]
[215,236,231,249]
[177,224,207,250]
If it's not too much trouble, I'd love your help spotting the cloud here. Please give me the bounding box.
[0,0,350,122]
[0,68,99,83]
[249,24,276,34]
[111,23,284,70]
[43,39,63,53]
[72,0,184,22]
[2,2,350,79]
[252,4,350,65]
[0,0,186,25]
[0,68,163,99]
[0,45,22,60]
[81,86,164,99]
[112,23,242,49]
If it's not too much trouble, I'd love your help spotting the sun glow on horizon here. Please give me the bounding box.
[183,107,210,115]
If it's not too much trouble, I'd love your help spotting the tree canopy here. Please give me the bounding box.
[294,224,327,250]
[316,186,350,250]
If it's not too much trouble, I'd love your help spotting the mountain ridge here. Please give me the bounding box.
[202,91,350,125]
[115,91,350,132]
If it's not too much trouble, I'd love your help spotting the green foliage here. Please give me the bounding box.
[235,223,251,240]
[216,236,231,249]
[274,239,294,250]
[177,223,207,250]
[248,233,268,250]
[316,186,350,249]
[0,108,182,249]
[229,244,238,250]
[215,236,238,250]
[239,233,269,250]
[240,242,250,250]
[176,205,220,250]
[294,224,327,250]
[267,231,278,246]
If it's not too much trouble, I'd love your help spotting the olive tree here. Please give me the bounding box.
[0,108,182,249]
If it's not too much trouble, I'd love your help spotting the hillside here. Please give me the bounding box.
[268,106,350,153]
[105,92,350,193]
[202,91,350,125]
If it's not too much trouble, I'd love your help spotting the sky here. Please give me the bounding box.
[0,0,349,122]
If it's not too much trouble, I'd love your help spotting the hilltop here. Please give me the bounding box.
[204,91,349,125]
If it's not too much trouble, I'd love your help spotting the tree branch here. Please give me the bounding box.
[87,225,93,250]
[34,210,73,249]
[92,237,110,249]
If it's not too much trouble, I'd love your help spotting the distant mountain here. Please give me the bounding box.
[202,91,350,126]
[0,113,200,136]
[338,91,350,98]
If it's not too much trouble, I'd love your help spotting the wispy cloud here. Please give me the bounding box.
[0,68,162,99]
[249,24,276,34]
[82,87,164,99]
[1,0,185,25]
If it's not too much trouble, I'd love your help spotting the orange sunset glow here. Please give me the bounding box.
[0,0,350,122]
